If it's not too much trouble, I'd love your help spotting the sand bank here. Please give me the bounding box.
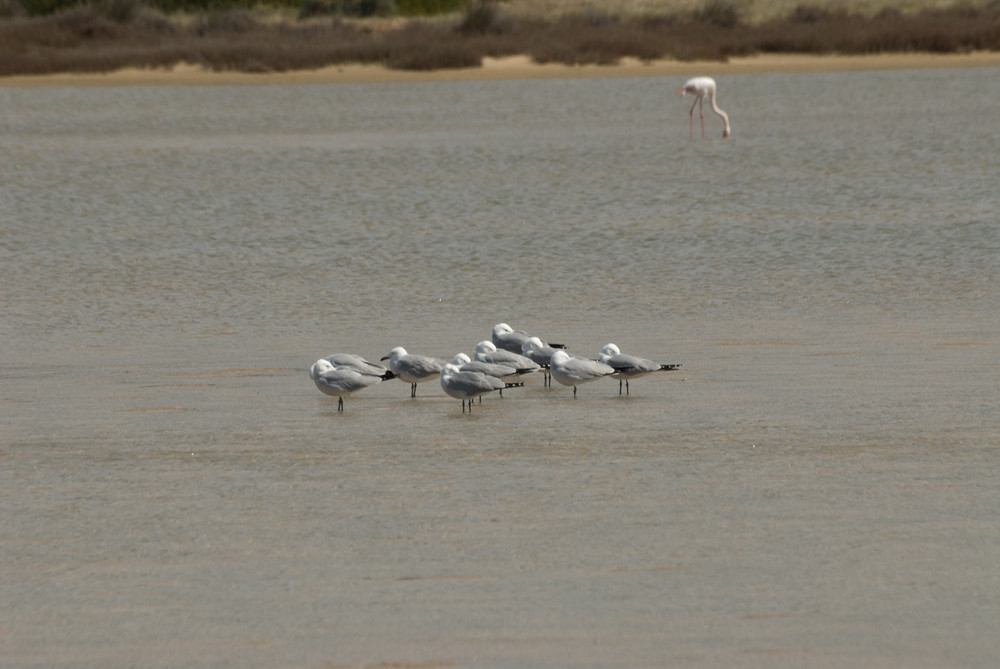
[2,51,999,87]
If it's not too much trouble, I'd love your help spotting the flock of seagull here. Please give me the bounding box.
[309,323,682,412]
[306,78,723,413]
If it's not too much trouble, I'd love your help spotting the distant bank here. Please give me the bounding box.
[3,52,1000,87]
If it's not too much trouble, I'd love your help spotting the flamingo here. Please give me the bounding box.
[677,76,731,139]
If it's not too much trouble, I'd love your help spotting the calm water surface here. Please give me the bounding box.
[1,66,999,668]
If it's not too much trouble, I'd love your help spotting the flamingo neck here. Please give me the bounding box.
[708,93,731,138]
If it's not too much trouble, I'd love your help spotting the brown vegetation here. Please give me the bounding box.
[2,0,1000,77]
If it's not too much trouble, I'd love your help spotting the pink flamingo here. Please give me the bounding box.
[677,76,731,139]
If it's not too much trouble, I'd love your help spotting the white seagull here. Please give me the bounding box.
[492,322,566,354]
[548,349,615,397]
[452,352,532,382]
[309,358,393,411]
[440,362,523,413]
[491,323,531,354]
[323,352,390,376]
[452,352,533,402]
[521,336,568,386]
[598,343,682,395]
[381,346,446,398]
[473,340,540,372]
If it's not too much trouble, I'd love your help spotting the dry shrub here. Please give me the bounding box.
[693,0,742,27]
[2,2,1000,76]
[384,20,481,68]
[387,40,481,68]
[757,5,1000,55]
[457,0,498,33]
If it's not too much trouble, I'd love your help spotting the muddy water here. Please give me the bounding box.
[2,67,998,667]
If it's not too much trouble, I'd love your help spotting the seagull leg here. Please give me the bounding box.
[410,382,417,398]
[626,379,630,395]
[337,397,344,411]
[619,379,623,395]
[573,385,578,398]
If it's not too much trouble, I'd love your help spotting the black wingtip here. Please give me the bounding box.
[660,364,682,371]
[382,370,397,380]
[504,382,526,388]
[548,342,567,349]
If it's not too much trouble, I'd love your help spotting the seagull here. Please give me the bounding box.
[548,349,616,397]
[452,352,533,382]
[493,323,566,353]
[381,346,446,398]
[492,322,566,354]
[452,352,534,402]
[520,336,568,386]
[491,323,531,354]
[473,340,540,372]
[323,353,390,376]
[309,358,393,411]
[598,343,682,395]
[440,362,524,413]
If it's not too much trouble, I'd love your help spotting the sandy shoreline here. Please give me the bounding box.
[2,51,999,87]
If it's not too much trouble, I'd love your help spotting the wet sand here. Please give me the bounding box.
[2,51,999,87]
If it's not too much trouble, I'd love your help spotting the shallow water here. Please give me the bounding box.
[1,67,999,668]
